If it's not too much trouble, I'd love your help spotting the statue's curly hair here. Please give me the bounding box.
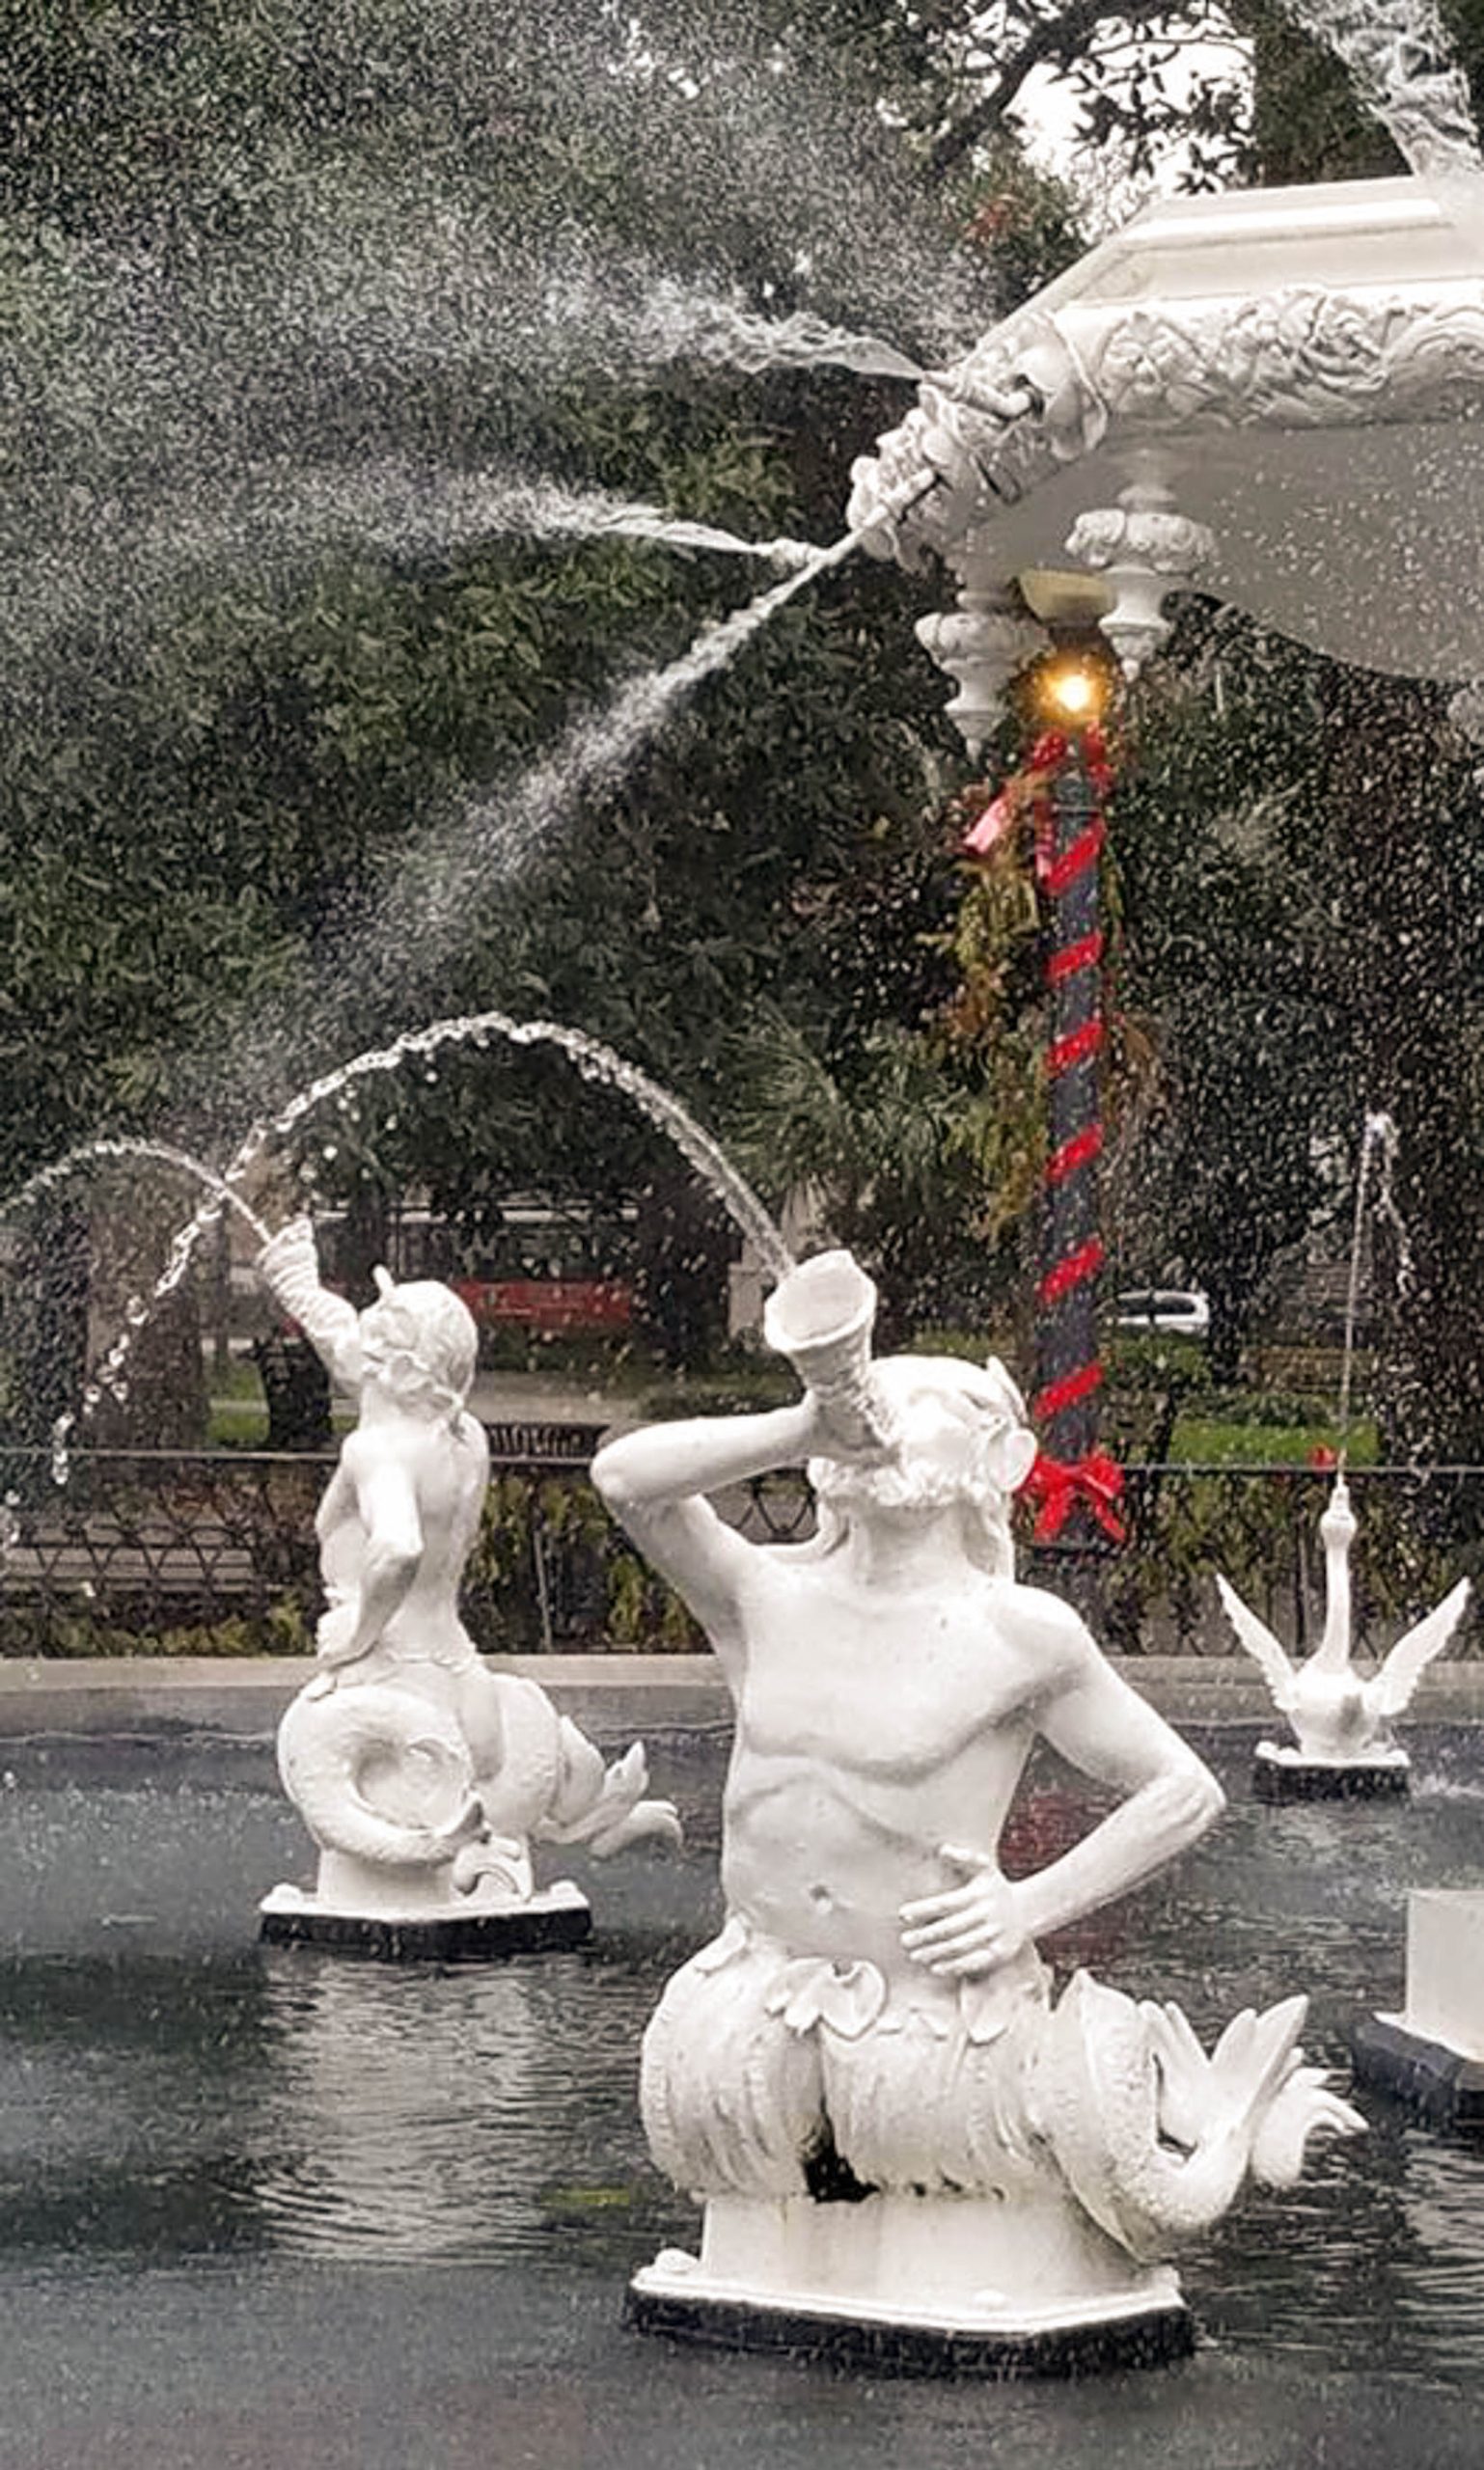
[361,1271,479,1416]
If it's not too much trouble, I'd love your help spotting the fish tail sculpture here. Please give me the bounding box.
[471,1681,680,1856]
[535,1735,683,1857]
[1028,1971,1364,2262]
[276,1682,483,1870]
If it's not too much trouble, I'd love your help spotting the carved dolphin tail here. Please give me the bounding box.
[535,1735,683,1858]
[276,1682,482,1871]
[1029,1970,1364,2262]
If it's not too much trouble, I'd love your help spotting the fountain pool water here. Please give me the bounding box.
[3,1714,1484,2465]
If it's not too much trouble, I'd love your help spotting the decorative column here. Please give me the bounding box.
[1064,480,1215,681]
[1021,681,1123,1548]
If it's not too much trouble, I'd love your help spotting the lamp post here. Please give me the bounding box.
[1028,651,1113,1483]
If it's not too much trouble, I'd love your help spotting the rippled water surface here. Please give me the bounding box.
[1,1720,1482,2468]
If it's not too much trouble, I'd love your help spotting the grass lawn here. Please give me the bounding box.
[205,1356,350,1448]
[1168,1413,1378,1467]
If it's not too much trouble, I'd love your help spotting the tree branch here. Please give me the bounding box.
[927,0,1212,176]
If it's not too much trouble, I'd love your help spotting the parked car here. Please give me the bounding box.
[1113,1287,1211,1339]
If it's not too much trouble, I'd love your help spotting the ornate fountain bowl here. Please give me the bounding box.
[850,171,1484,725]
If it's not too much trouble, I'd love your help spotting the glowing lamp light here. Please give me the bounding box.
[1035,655,1106,727]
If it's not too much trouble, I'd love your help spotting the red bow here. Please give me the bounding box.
[1027,723,1113,799]
[1020,1448,1127,1545]
[962,789,1015,856]
[1027,728,1070,774]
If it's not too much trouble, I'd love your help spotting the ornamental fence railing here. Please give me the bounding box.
[0,1445,1478,1660]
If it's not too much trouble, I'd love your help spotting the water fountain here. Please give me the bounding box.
[1216,1112,1470,1798]
[1217,1474,1469,1798]
[43,1009,803,1955]
[838,75,1484,2182]
[0,1018,797,1951]
[252,1210,681,1956]
[592,1248,1362,2374]
[7,0,1484,2444]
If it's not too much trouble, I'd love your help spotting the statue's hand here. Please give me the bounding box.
[315,1596,370,1669]
[899,1843,1031,1978]
[256,1212,319,1300]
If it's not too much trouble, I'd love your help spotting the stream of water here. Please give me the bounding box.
[5,1015,791,1488]
[356,477,932,997]
[1336,1109,1415,1459]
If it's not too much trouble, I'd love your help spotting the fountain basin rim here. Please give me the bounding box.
[1351,2013,1484,2129]
[5,1652,1484,1732]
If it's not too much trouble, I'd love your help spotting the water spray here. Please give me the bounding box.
[1336,1108,1414,1463]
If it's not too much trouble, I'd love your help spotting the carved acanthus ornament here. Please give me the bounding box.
[1446,678,1484,786]
[1274,0,1482,178]
[847,285,1484,581]
[1447,678,1484,743]
[915,571,1046,752]
[848,316,1104,563]
[1065,485,1216,678]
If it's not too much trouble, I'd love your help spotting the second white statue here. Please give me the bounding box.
[593,1250,1362,2374]
[256,1216,679,1958]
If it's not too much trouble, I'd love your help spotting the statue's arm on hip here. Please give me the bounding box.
[902,1603,1224,1977]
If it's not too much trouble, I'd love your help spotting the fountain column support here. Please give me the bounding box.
[1005,606,1127,1555]
[1030,680,1113,1488]
[1010,507,1207,1541]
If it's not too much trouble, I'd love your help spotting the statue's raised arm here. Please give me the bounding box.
[257,1213,364,1388]
[591,1393,818,1655]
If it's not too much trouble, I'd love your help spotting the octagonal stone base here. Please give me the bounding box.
[1253,1742,1410,1802]
[259,1876,591,1961]
[1352,1890,1484,2129]
[627,2192,1192,2380]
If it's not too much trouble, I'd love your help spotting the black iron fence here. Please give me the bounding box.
[1079,1461,1484,1659]
[0,1445,1478,1660]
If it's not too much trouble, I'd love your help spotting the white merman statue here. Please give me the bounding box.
[1217,1471,1470,1776]
[256,1216,679,1941]
[592,1250,1361,2365]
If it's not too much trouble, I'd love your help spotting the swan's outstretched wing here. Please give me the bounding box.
[1214,1574,1297,1709]
[1370,1577,1471,1717]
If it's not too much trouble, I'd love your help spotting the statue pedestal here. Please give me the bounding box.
[259,1874,591,1961]
[1352,1889,1484,2127]
[627,2192,1192,2377]
[1253,1741,1410,1802]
